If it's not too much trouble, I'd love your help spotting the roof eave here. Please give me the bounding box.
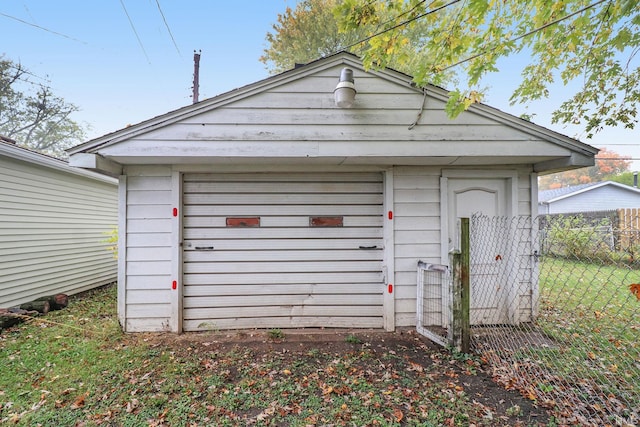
[1,141,118,184]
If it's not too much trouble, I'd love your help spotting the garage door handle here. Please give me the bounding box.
[195,246,214,250]
[359,245,377,250]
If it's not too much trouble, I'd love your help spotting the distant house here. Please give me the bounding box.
[0,137,118,308]
[67,52,598,333]
[538,181,640,215]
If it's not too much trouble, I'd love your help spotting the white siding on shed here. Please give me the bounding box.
[0,153,117,308]
[67,53,596,332]
[392,167,534,328]
[123,166,173,332]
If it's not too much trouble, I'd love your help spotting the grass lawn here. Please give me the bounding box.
[0,285,554,426]
[537,257,640,383]
[487,257,640,425]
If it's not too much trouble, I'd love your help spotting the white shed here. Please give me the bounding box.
[68,53,598,333]
[539,181,640,214]
[0,137,118,308]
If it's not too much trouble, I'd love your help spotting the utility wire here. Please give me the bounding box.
[0,11,85,43]
[371,0,428,34]
[339,0,462,53]
[338,0,608,76]
[119,0,151,64]
[439,0,609,72]
[155,0,181,56]
[408,0,468,129]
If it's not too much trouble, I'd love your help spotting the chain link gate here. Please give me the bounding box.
[416,261,450,347]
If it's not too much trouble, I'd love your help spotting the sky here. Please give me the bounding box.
[2,1,639,168]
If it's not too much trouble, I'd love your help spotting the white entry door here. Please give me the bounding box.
[446,177,510,324]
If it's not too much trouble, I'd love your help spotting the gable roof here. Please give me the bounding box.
[67,52,598,175]
[539,181,640,204]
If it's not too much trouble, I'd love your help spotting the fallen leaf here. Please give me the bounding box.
[70,393,86,409]
[393,408,404,422]
[126,398,140,413]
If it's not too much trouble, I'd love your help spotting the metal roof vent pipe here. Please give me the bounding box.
[334,68,356,108]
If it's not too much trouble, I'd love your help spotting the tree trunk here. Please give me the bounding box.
[19,300,50,314]
[34,293,69,310]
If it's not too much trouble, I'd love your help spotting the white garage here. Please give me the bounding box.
[67,52,597,333]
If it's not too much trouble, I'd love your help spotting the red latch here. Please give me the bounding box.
[172,280,177,290]
[388,284,393,294]
[388,211,393,220]
[173,208,178,217]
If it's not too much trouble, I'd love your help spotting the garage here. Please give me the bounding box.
[181,172,385,331]
[67,53,598,333]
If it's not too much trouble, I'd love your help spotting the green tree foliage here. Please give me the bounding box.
[609,171,639,187]
[260,0,435,76]
[260,0,368,73]
[334,0,640,137]
[0,57,85,158]
[539,148,631,189]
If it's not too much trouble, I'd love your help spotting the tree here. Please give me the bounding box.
[260,0,368,73]
[335,0,640,137]
[0,57,85,158]
[260,0,435,76]
[609,171,639,187]
[539,148,631,189]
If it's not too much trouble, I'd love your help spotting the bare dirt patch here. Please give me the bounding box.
[133,327,552,426]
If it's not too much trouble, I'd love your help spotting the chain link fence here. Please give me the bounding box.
[469,214,639,426]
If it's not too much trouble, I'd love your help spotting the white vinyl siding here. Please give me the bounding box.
[392,167,442,327]
[123,166,173,332]
[76,53,587,332]
[392,167,533,327]
[0,155,117,308]
[182,172,384,331]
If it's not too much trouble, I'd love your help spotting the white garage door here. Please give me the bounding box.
[182,172,385,331]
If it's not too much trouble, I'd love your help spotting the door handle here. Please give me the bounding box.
[358,245,377,250]
[195,246,214,250]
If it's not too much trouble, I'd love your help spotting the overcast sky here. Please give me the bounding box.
[2,1,639,168]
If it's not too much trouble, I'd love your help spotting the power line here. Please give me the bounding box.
[337,0,609,77]
[154,0,181,56]
[339,0,462,53]
[371,0,428,34]
[118,0,150,64]
[440,0,609,72]
[0,11,85,43]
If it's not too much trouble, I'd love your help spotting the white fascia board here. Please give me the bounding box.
[533,152,595,174]
[68,153,123,178]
